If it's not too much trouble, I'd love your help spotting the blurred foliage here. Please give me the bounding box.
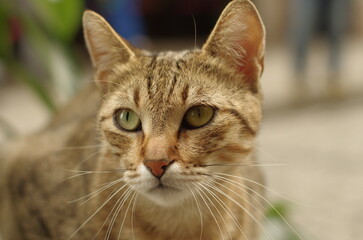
[0,0,85,111]
[32,0,83,43]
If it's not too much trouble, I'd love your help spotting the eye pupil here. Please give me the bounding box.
[183,105,214,129]
[114,109,141,131]
[197,109,201,118]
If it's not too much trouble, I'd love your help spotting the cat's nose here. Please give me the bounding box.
[144,159,172,178]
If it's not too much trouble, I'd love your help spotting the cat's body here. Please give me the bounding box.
[0,1,266,239]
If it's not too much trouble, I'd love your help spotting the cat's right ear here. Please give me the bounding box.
[202,0,265,93]
[83,10,138,90]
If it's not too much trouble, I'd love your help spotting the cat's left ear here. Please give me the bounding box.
[202,0,265,92]
[83,10,138,90]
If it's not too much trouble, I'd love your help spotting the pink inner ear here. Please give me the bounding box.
[236,19,265,84]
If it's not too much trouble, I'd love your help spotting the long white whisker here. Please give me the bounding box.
[212,172,302,205]
[193,183,225,240]
[212,176,267,219]
[60,145,102,150]
[131,193,139,240]
[200,179,248,240]
[63,168,124,182]
[75,151,99,168]
[254,145,284,164]
[68,178,125,205]
[105,189,134,240]
[213,175,305,240]
[192,14,197,50]
[91,185,134,240]
[210,176,272,239]
[67,181,130,240]
[117,191,137,240]
[186,184,203,240]
[196,182,233,240]
[202,162,287,167]
[201,179,273,240]
[65,169,126,175]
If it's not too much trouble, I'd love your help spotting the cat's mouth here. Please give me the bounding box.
[150,183,179,192]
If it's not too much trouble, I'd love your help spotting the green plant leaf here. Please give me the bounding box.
[32,0,84,43]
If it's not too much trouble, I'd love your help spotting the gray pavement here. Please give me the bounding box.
[260,96,363,240]
[258,37,363,240]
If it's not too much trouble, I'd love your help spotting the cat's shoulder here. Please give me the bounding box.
[0,83,101,188]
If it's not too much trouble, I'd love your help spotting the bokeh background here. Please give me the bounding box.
[0,0,362,239]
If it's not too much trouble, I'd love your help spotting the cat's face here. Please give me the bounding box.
[97,52,261,205]
[83,0,265,206]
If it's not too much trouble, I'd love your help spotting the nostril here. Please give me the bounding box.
[144,159,173,178]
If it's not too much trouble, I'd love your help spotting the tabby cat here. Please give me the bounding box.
[0,0,266,239]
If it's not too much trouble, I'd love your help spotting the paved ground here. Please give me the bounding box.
[259,37,363,240]
[0,38,362,240]
[260,96,363,240]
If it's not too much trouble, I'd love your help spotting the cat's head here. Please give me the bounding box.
[83,0,265,206]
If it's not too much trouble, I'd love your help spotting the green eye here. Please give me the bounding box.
[183,105,215,129]
[114,109,141,131]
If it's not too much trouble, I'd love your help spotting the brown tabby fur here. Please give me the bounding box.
[0,0,266,239]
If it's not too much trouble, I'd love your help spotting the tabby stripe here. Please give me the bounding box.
[167,74,178,100]
[176,59,186,70]
[147,75,152,99]
[223,109,256,135]
[100,116,108,122]
[181,84,189,103]
[147,56,157,98]
[134,88,140,107]
[157,59,165,77]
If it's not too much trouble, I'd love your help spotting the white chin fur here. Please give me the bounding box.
[130,163,192,206]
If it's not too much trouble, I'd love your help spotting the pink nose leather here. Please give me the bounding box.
[144,160,170,178]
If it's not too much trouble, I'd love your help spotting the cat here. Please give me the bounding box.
[0,0,266,239]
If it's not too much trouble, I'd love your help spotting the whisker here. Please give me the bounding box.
[199,179,248,240]
[106,188,134,240]
[90,189,119,240]
[212,172,303,205]
[94,80,123,88]
[68,178,125,205]
[62,169,127,184]
[192,14,197,50]
[209,177,271,237]
[131,193,139,240]
[254,145,286,164]
[200,162,287,167]
[186,184,203,240]
[65,169,127,175]
[196,182,232,240]
[213,175,305,240]
[59,145,102,150]
[91,185,135,240]
[117,191,137,240]
[201,179,273,240]
[75,151,100,168]
[211,176,267,216]
[67,181,131,240]
[192,183,226,240]
[100,90,129,103]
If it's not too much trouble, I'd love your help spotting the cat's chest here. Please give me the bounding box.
[126,203,221,240]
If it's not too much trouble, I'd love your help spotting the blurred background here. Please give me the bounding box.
[0,0,362,239]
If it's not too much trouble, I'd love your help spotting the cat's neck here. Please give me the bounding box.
[133,196,207,239]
